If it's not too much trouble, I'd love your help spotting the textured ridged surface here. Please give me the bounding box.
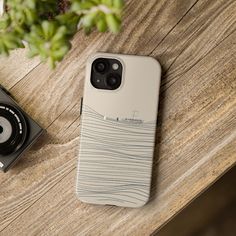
[77,105,156,207]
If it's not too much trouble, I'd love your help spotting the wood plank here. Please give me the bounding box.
[154,166,236,236]
[0,0,235,235]
[0,49,40,89]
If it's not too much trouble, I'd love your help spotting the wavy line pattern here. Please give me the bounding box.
[76,105,157,207]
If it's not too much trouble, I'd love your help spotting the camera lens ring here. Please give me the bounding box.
[0,125,3,134]
[106,74,122,90]
[93,59,109,74]
[0,103,28,155]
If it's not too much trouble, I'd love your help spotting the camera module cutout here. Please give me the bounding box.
[0,86,43,172]
[91,58,123,90]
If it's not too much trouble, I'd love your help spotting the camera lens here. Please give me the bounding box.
[0,103,28,155]
[0,117,12,144]
[107,77,117,86]
[94,59,108,73]
[106,74,121,90]
[96,63,106,72]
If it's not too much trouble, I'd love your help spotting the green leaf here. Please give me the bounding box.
[71,1,95,12]
[82,12,97,27]
[56,13,80,36]
[102,0,113,7]
[113,0,124,9]
[52,26,67,42]
[96,17,107,32]
[0,43,9,56]
[52,45,69,60]
[42,21,56,40]
[105,14,120,33]
[0,15,10,30]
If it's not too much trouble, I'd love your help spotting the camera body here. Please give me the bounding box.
[0,86,43,172]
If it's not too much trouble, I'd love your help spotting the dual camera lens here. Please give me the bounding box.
[91,58,122,90]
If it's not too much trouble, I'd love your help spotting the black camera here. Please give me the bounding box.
[0,86,43,172]
[91,58,123,90]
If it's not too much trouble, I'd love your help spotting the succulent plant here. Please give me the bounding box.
[0,0,124,68]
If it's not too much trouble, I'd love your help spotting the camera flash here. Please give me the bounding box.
[112,63,119,70]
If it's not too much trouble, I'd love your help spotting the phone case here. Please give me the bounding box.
[76,53,161,207]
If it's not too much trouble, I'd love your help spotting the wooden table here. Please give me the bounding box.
[0,0,236,235]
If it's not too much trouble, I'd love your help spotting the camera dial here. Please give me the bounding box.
[0,103,28,155]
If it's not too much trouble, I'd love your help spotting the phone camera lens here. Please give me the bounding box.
[106,74,121,90]
[96,63,106,72]
[94,60,108,73]
[107,77,117,86]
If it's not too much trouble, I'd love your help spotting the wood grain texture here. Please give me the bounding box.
[0,0,235,235]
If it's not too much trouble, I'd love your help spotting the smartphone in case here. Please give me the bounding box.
[76,53,161,207]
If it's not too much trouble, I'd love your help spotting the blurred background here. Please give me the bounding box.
[153,165,236,236]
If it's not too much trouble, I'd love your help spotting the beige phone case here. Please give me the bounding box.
[76,53,161,207]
